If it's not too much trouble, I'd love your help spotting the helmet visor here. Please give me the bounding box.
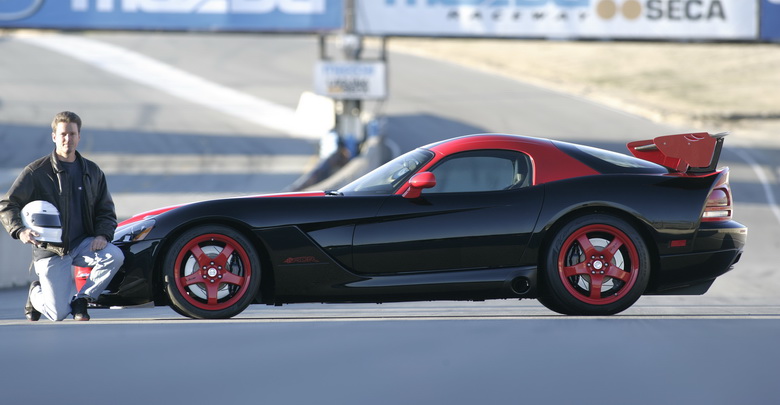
[31,213,61,228]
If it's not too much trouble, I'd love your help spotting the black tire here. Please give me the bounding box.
[539,214,650,315]
[163,225,261,319]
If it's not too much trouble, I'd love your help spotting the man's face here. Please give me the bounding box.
[52,122,80,159]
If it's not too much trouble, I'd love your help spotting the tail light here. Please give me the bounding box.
[702,171,733,222]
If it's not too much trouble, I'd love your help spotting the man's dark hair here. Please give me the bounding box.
[51,111,82,132]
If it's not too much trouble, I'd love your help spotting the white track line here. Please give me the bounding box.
[15,32,320,139]
[734,148,780,225]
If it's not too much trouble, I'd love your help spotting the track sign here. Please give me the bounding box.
[314,61,387,100]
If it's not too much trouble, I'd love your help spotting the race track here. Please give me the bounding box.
[0,32,778,404]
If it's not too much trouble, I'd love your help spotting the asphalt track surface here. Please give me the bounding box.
[1,32,779,404]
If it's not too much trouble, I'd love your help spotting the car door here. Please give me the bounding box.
[352,150,544,275]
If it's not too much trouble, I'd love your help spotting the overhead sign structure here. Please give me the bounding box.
[355,0,759,41]
[314,61,387,100]
[0,0,343,32]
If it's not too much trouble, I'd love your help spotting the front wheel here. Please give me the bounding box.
[163,225,261,319]
[540,214,650,315]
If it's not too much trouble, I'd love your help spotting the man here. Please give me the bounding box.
[0,111,124,321]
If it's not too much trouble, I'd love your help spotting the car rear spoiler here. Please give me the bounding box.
[626,132,727,173]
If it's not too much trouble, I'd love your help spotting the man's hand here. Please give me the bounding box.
[19,228,41,247]
[91,235,108,251]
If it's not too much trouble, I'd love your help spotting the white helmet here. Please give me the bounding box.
[21,200,62,244]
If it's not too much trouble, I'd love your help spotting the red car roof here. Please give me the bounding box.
[423,134,599,185]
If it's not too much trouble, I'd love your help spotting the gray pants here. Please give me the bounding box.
[30,237,124,321]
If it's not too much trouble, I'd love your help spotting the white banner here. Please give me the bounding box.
[356,0,758,40]
[0,0,343,32]
[314,61,388,100]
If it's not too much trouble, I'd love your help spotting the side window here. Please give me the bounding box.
[426,150,531,193]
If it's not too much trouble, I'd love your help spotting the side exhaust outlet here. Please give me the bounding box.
[511,277,531,295]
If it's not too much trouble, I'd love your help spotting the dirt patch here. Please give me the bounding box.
[389,38,780,141]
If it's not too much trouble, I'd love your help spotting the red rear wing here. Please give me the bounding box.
[627,132,727,173]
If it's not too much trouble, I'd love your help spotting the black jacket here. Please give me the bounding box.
[0,151,118,260]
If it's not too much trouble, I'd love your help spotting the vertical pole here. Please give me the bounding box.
[336,0,364,157]
[344,0,355,33]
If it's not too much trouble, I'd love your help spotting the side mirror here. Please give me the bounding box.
[403,172,436,199]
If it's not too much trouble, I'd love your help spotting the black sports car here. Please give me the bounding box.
[103,133,746,318]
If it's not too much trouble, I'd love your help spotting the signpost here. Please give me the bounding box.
[314,61,387,101]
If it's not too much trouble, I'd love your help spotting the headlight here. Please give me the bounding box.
[113,218,156,243]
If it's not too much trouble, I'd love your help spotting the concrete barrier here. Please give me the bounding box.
[303,135,389,191]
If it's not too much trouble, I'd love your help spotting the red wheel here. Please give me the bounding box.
[541,215,650,315]
[164,225,261,319]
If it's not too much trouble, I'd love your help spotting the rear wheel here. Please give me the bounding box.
[163,225,261,319]
[540,214,650,315]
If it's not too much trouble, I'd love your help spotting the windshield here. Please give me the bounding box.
[339,149,434,195]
